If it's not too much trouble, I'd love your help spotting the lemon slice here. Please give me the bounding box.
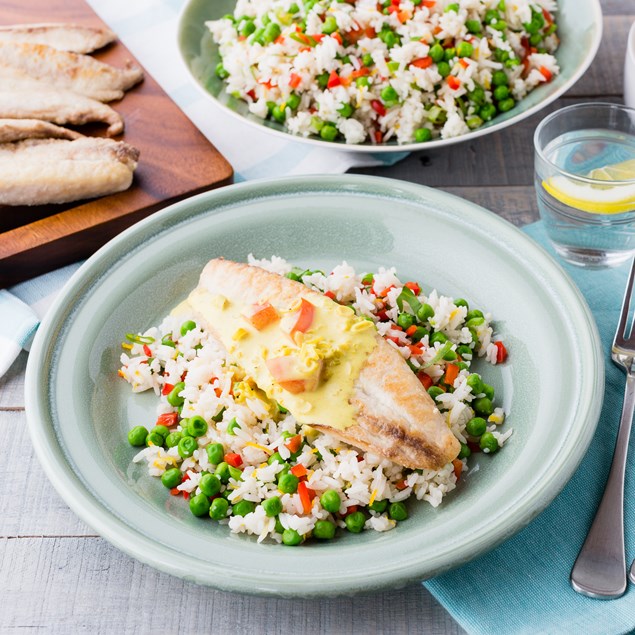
[542,158,635,215]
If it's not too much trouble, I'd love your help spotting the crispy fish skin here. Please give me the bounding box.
[0,23,117,53]
[0,42,143,102]
[0,137,139,205]
[0,118,82,142]
[0,88,124,135]
[192,259,461,470]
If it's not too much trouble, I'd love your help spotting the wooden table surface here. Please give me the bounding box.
[1,1,631,632]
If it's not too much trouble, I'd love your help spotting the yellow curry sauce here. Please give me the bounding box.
[173,288,377,430]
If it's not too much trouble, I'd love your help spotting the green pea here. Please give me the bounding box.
[199,473,221,497]
[397,312,415,330]
[458,442,471,459]
[369,499,388,513]
[278,472,299,494]
[338,102,354,118]
[479,103,497,121]
[411,326,429,342]
[215,63,229,79]
[466,417,487,437]
[465,309,484,321]
[454,298,469,308]
[457,345,473,356]
[127,425,148,447]
[215,461,230,483]
[469,86,485,105]
[467,373,484,394]
[179,422,193,437]
[466,115,483,130]
[287,93,301,110]
[227,418,241,436]
[445,2,459,12]
[152,425,169,440]
[498,98,515,113]
[250,27,265,45]
[417,303,434,322]
[466,316,485,328]
[180,320,196,336]
[262,496,282,517]
[320,124,338,141]
[387,61,400,73]
[529,32,542,46]
[429,43,444,62]
[473,396,494,417]
[233,500,255,517]
[380,85,399,106]
[384,31,398,48]
[263,22,281,43]
[209,497,229,520]
[271,105,286,123]
[389,502,408,521]
[437,61,451,78]
[206,443,225,465]
[282,528,303,546]
[167,382,185,407]
[443,349,457,361]
[465,19,482,34]
[161,468,182,489]
[414,127,432,142]
[345,511,366,533]
[320,489,341,513]
[428,386,444,400]
[356,76,370,87]
[317,71,329,89]
[457,41,473,58]
[228,465,242,481]
[485,9,500,23]
[483,383,495,400]
[189,493,211,517]
[289,2,300,13]
[267,452,285,466]
[178,436,197,458]
[239,20,256,37]
[165,431,183,448]
[146,431,165,447]
[314,519,336,539]
[362,52,374,67]
[492,70,508,86]
[186,416,208,438]
[444,47,456,61]
[492,19,507,31]
[457,361,469,371]
[480,431,499,453]
[429,331,448,346]
[493,85,510,101]
[322,15,338,34]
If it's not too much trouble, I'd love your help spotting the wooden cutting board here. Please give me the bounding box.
[0,0,233,287]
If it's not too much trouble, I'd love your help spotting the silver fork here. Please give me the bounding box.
[570,258,635,599]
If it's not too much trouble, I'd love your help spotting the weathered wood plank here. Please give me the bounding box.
[601,0,633,15]
[0,411,94,538]
[0,351,26,410]
[0,535,464,635]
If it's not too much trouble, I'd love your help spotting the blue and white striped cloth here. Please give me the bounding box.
[0,0,406,378]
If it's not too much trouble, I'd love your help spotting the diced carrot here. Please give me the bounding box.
[340,76,352,87]
[423,0,435,6]
[274,35,285,44]
[395,479,408,490]
[408,344,423,355]
[542,8,553,24]
[397,9,412,23]
[156,412,179,427]
[444,363,459,386]
[311,33,325,42]
[243,302,279,330]
[447,76,461,90]
[170,487,180,496]
[387,336,402,345]
[387,5,398,13]
[433,25,442,34]
[332,32,343,45]
[351,66,370,79]
[452,458,463,480]
[298,481,315,514]
[182,491,190,500]
[411,56,433,69]
[406,325,418,336]
[290,463,308,478]
[404,281,420,295]
[225,453,243,468]
[161,383,174,396]
[459,58,469,69]
[289,73,302,88]
[418,373,433,390]
[539,66,552,82]
[378,284,395,298]
[494,341,508,363]
[285,434,303,454]
[343,505,358,516]
[214,387,222,398]
[324,290,336,300]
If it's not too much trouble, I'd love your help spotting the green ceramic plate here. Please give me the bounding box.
[25,176,603,596]
[177,0,602,152]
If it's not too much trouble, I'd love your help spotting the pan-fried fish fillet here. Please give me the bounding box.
[0,118,82,142]
[0,88,123,135]
[0,23,116,53]
[186,259,460,470]
[0,137,139,205]
[0,42,143,102]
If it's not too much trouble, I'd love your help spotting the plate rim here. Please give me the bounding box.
[175,0,603,154]
[24,175,604,596]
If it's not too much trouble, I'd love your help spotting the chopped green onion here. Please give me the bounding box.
[125,333,155,345]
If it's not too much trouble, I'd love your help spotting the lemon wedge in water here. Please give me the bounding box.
[542,158,635,215]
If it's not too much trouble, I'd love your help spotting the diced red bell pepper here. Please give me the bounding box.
[156,412,179,427]
[143,344,152,357]
[161,383,174,396]
[327,70,341,88]
[447,76,461,90]
[494,341,508,363]
[225,453,243,468]
[404,281,421,295]
[324,290,336,300]
[418,373,433,390]
[371,100,386,116]
[289,73,302,88]
[290,463,308,478]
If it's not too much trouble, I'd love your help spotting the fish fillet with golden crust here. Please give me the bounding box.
[0,23,117,54]
[187,259,461,470]
[0,42,143,102]
[0,118,82,143]
[0,137,139,205]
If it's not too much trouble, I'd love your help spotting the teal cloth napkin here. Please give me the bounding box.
[424,222,635,635]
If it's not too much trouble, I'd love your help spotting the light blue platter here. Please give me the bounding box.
[177,0,603,152]
[25,176,603,596]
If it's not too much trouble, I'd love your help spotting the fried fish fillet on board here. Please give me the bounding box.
[0,137,139,205]
[0,118,82,142]
[0,23,116,54]
[0,42,143,102]
[0,87,123,135]
[186,259,460,470]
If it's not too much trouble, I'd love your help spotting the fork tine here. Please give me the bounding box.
[615,258,635,347]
